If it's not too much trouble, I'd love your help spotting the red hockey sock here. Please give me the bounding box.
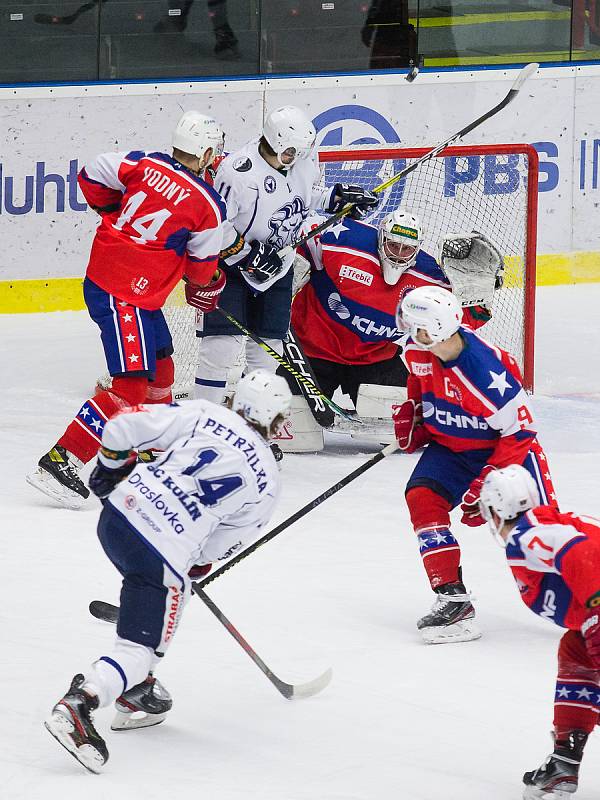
[554,630,600,735]
[406,486,460,590]
[58,376,148,464]
[145,356,174,404]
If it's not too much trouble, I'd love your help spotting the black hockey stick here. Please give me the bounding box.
[89,586,332,700]
[277,62,539,260]
[282,327,335,428]
[216,306,356,422]
[89,440,399,624]
[34,1,99,25]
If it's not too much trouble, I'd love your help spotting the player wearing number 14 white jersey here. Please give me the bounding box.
[44,370,292,773]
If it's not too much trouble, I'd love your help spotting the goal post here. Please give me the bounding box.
[164,142,538,397]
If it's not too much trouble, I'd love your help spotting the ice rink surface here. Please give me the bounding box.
[2,284,600,800]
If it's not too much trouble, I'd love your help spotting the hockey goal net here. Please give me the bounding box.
[164,143,538,397]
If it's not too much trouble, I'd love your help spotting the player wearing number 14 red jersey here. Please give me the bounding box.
[27,111,228,510]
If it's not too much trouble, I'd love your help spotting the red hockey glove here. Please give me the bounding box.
[460,465,495,527]
[184,269,226,313]
[581,609,600,669]
[392,400,431,453]
[188,563,212,582]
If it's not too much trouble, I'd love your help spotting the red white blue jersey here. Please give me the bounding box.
[292,216,488,365]
[506,507,600,629]
[78,151,226,310]
[404,327,537,468]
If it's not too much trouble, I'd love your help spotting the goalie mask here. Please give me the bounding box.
[479,465,540,546]
[263,106,316,168]
[232,369,292,436]
[378,209,422,285]
[396,286,461,348]
[172,111,224,164]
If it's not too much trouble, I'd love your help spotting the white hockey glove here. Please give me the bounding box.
[438,232,505,309]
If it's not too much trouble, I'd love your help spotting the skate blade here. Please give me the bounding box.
[111,709,167,731]
[26,469,86,510]
[44,713,106,774]
[523,785,574,800]
[421,619,482,645]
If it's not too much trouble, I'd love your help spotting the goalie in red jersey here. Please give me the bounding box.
[392,286,557,645]
[27,111,228,510]
[479,465,600,799]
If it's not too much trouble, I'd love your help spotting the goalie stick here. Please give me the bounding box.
[277,62,539,260]
[89,440,399,627]
[216,306,355,422]
[89,585,332,700]
[282,327,335,428]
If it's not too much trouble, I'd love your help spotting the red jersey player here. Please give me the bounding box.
[479,465,600,799]
[27,111,228,509]
[392,285,556,644]
[291,208,499,406]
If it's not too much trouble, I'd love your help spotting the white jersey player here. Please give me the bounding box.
[44,369,292,773]
[194,105,379,425]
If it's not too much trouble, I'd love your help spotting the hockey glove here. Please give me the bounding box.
[89,454,137,499]
[581,609,600,669]
[439,232,505,309]
[460,465,496,527]
[184,269,226,313]
[237,241,284,284]
[330,184,379,220]
[392,400,431,453]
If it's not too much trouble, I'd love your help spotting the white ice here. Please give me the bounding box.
[1,284,600,799]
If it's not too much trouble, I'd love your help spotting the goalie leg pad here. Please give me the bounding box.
[272,395,324,452]
[355,383,408,418]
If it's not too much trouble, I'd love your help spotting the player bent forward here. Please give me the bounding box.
[393,286,556,644]
[44,370,292,773]
[479,465,600,799]
[27,110,228,510]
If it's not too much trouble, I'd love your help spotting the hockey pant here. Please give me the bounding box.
[82,504,188,709]
[405,441,556,591]
[194,335,283,404]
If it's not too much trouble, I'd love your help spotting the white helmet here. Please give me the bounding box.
[232,369,292,435]
[172,111,224,163]
[397,286,461,348]
[378,209,423,285]
[263,106,316,167]
[479,465,540,546]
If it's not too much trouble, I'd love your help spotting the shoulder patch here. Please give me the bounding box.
[233,157,252,173]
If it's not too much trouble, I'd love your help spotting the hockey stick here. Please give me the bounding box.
[278,62,539,259]
[89,440,399,623]
[282,327,335,428]
[89,587,331,700]
[215,306,356,422]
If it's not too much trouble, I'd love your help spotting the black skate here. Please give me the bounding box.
[112,673,173,731]
[417,581,481,644]
[523,730,588,799]
[214,23,239,59]
[27,444,90,509]
[44,674,108,774]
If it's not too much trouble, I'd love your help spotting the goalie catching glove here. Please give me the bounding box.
[184,269,226,312]
[329,184,379,220]
[237,241,284,284]
[438,232,505,309]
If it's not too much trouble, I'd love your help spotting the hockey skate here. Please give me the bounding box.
[417,581,481,644]
[44,674,108,774]
[523,730,588,799]
[26,444,90,509]
[111,673,173,731]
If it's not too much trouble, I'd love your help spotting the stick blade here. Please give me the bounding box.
[286,667,333,700]
[511,62,539,91]
[89,600,119,624]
